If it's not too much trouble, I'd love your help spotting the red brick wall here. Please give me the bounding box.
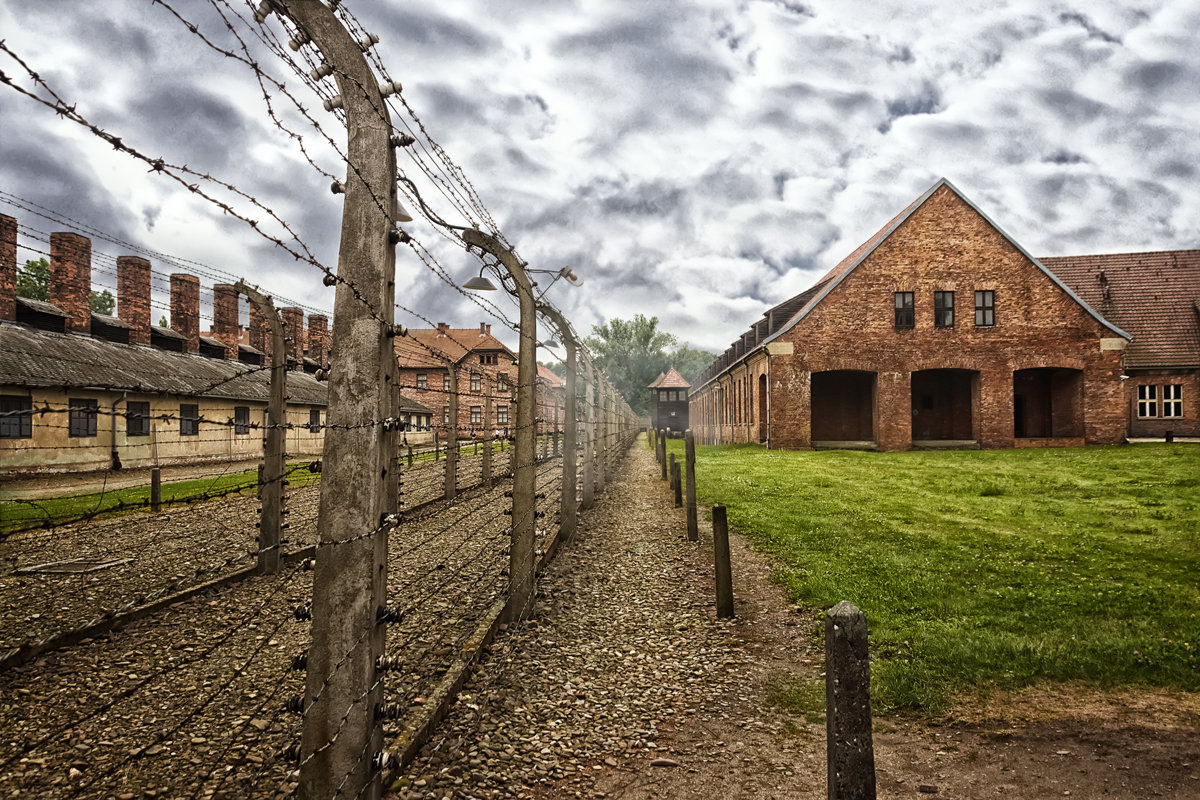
[117,256,152,345]
[0,214,15,321]
[1126,371,1200,437]
[248,302,269,357]
[398,354,519,436]
[696,184,1128,451]
[307,314,329,365]
[50,232,91,334]
[211,283,239,352]
[280,306,304,369]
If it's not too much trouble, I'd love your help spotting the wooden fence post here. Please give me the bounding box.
[684,429,698,541]
[672,460,682,507]
[660,430,668,481]
[151,467,162,512]
[826,601,876,800]
[712,504,734,618]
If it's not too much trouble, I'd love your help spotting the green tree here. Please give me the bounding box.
[18,256,118,315]
[669,344,715,387]
[585,315,679,416]
[16,258,49,301]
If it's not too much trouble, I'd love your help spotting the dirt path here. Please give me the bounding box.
[392,439,1200,799]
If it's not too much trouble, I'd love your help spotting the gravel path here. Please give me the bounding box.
[391,440,758,799]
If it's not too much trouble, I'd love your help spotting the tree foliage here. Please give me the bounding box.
[585,315,714,416]
[17,257,117,314]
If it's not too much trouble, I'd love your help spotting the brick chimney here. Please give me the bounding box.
[0,214,15,322]
[248,301,270,357]
[50,232,92,334]
[437,322,449,335]
[280,306,303,369]
[169,273,200,353]
[117,256,152,345]
[307,314,329,365]
[211,283,240,354]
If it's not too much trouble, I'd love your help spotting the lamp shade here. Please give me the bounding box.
[463,274,498,291]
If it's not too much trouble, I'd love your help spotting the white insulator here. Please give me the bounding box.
[378,80,402,99]
[252,0,273,24]
[323,95,345,112]
[288,30,311,51]
[310,63,333,81]
[358,33,381,51]
[395,198,413,224]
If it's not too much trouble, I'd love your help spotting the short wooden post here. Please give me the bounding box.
[255,464,263,500]
[684,429,698,541]
[151,467,162,512]
[407,445,414,467]
[659,431,668,481]
[712,504,734,618]
[826,601,876,800]
[434,430,441,461]
[672,460,682,508]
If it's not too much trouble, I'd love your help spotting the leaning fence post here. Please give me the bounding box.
[684,429,698,541]
[712,504,734,617]
[826,601,876,800]
[151,467,162,512]
[406,444,414,467]
[672,460,682,507]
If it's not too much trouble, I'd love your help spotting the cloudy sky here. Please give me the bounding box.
[1,0,1197,355]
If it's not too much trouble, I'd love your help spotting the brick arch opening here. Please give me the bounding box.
[811,370,876,444]
[1014,368,1083,438]
[911,369,979,443]
[758,373,768,443]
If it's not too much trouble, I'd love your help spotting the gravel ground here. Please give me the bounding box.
[391,441,756,799]
[0,457,561,798]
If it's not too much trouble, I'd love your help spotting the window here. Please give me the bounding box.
[309,409,322,432]
[69,398,98,438]
[497,374,509,392]
[470,373,482,392]
[443,405,450,424]
[497,405,509,425]
[470,405,482,425]
[479,353,497,365]
[934,291,955,328]
[443,373,452,392]
[0,395,32,439]
[180,404,200,436]
[126,401,150,437]
[1137,385,1157,418]
[234,405,251,435]
[416,373,427,390]
[894,292,914,329]
[1163,385,1182,418]
[975,290,995,327]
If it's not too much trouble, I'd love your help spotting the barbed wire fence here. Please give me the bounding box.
[0,1,643,797]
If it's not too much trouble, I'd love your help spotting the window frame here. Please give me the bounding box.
[443,405,450,424]
[934,291,955,329]
[180,403,200,437]
[69,398,98,438]
[894,291,915,330]
[497,405,509,425]
[1137,384,1158,418]
[974,290,995,327]
[470,373,482,393]
[416,373,427,390]
[0,395,33,439]
[125,401,151,437]
[497,374,509,392]
[1162,384,1182,419]
[308,408,322,432]
[470,405,482,425]
[234,405,251,435]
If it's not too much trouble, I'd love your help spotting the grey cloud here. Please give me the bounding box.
[1057,12,1121,45]
[878,82,942,133]
[125,86,255,172]
[1036,88,1109,125]
[1043,150,1089,165]
[1125,61,1186,94]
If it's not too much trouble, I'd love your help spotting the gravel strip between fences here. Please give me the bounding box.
[391,440,757,800]
[0,459,560,798]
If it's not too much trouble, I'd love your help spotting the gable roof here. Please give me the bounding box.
[1040,250,1200,369]
[0,320,327,405]
[394,324,514,369]
[654,367,691,389]
[763,177,1130,344]
[537,364,565,387]
[647,371,666,388]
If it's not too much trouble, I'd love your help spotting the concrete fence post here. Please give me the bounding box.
[151,467,162,512]
[826,601,876,800]
[482,389,493,483]
[712,504,734,618]
[684,429,698,541]
[672,460,682,508]
[581,360,595,510]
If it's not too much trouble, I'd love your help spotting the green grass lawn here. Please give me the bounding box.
[663,438,1200,712]
[0,463,323,533]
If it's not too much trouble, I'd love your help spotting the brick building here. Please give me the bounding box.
[690,178,1131,451]
[536,365,566,436]
[648,368,691,434]
[1043,250,1199,438]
